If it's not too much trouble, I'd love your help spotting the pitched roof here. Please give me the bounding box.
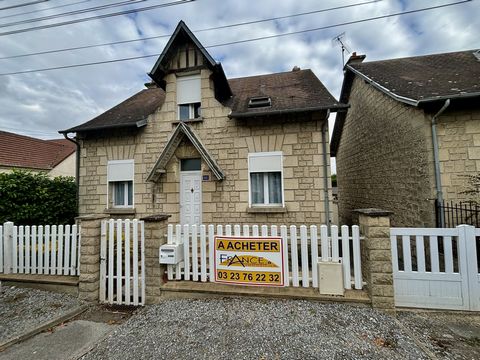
[331,49,480,157]
[61,88,165,133]
[147,122,224,182]
[226,69,346,118]
[63,69,344,134]
[347,49,480,105]
[0,131,76,170]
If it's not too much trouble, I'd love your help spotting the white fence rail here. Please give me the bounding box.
[99,219,145,306]
[0,222,80,276]
[166,224,363,290]
[391,225,479,311]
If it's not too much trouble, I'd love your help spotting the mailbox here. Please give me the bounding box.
[159,243,184,265]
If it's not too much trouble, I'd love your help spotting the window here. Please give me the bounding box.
[248,152,283,206]
[181,158,201,171]
[107,160,134,208]
[177,74,201,121]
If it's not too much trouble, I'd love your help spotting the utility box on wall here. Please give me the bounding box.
[318,260,344,296]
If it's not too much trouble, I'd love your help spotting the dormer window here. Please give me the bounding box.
[177,74,201,121]
[248,96,271,108]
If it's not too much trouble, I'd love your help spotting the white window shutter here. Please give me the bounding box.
[108,160,134,181]
[249,152,282,172]
[177,75,201,104]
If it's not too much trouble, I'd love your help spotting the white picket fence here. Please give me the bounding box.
[166,224,363,290]
[391,225,480,311]
[0,222,80,276]
[99,219,145,306]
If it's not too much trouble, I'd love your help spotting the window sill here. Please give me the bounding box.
[172,118,204,125]
[104,208,136,215]
[247,206,287,214]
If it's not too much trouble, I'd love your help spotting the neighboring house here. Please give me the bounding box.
[0,130,76,177]
[331,50,480,227]
[60,21,346,226]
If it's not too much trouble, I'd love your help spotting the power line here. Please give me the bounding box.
[0,0,383,60]
[0,0,91,20]
[0,0,48,11]
[0,0,147,28]
[0,0,195,36]
[0,0,472,76]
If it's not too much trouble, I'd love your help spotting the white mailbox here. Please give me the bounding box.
[318,259,344,296]
[159,243,184,265]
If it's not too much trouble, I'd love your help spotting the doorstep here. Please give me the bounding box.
[160,281,370,304]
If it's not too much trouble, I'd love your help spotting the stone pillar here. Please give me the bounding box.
[354,209,395,313]
[141,214,171,304]
[77,214,108,302]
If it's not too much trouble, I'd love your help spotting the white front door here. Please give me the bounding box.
[180,171,202,226]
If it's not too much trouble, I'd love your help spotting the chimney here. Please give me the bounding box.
[346,52,366,65]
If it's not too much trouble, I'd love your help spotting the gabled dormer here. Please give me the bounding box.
[148,20,232,110]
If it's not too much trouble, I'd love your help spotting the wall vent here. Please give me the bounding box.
[248,96,271,108]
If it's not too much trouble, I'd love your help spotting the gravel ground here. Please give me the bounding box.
[0,286,84,343]
[397,311,480,360]
[82,298,428,360]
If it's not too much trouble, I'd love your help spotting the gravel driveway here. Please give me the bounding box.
[0,286,84,343]
[82,298,428,360]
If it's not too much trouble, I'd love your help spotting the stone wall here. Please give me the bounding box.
[336,77,436,227]
[437,108,480,202]
[78,68,333,226]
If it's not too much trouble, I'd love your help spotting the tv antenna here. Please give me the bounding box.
[332,32,351,66]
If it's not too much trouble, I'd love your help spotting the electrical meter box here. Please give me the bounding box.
[159,243,184,265]
[318,259,344,296]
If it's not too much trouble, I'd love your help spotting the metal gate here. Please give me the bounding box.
[99,219,145,306]
[390,225,479,311]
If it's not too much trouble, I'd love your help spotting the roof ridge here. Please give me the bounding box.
[228,68,312,81]
[356,49,479,65]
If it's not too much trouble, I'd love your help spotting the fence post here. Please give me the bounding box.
[140,213,171,305]
[459,225,480,311]
[354,209,395,314]
[77,214,109,302]
[3,222,14,274]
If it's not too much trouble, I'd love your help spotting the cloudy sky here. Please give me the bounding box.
[0,0,478,153]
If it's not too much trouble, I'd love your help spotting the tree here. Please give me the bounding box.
[0,170,77,225]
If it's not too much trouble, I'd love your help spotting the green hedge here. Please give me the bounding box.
[0,170,77,225]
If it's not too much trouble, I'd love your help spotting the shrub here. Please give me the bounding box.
[0,170,77,225]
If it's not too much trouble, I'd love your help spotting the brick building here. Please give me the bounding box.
[61,21,346,226]
[331,50,480,227]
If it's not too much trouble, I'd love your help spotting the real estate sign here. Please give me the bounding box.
[214,236,285,286]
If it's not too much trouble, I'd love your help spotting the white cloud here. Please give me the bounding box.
[0,0,478,146]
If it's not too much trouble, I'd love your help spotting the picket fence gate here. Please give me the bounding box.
[166,224,363,290]
[0,222,80,276]
[99,219,145,306]
[391,225,480,311]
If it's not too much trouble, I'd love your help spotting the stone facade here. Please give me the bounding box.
[78,68,333,226]
[437,108,480,202]
[336,77,436,227]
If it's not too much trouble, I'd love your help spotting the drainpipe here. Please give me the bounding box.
[431,99,450,227]
[321,110,331,228]
[63,132,80,215]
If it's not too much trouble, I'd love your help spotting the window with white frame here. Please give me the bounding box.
[107,160,134,208]
[177,74,201,121]
[248,152,284,206]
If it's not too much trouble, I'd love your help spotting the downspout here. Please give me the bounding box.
[431,99,450,227]
[321,110,331,228]
[63,132,80,215]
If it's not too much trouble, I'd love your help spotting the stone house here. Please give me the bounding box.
[0,130,76,177]
[331,50,480,227]
[61,21,346,226]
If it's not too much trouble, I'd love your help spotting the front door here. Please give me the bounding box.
[180,169,202,226]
